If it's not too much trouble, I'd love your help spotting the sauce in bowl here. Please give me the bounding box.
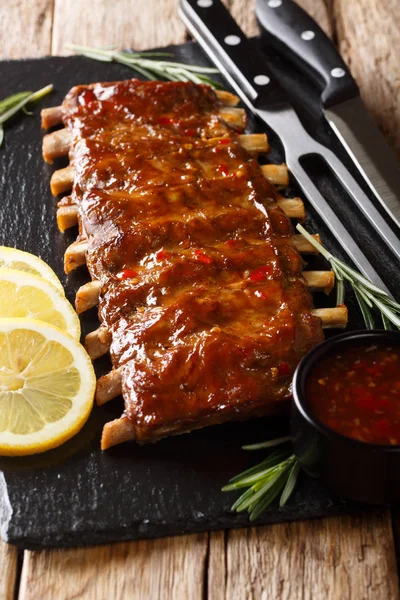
[306,342,400,445]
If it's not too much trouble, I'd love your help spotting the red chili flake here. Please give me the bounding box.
[156,116,177,126]
[216,164,229,176]
[194,249,212,264]
[218,138,230,145]
[248,265,273,282]
[155,249,168,261]
[184,128,196,137]
[116,269,138,280]
[225,239,238,248]
[277,362,291,377]
[79,89,96,106]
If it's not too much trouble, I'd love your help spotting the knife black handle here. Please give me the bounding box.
[180,0,289,109]
[255,0,359,108]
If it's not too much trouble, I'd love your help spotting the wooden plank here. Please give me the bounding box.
[0,0,53,593]
[0,0,53,59]
[334,0,400,157]
[229,0,333,39]
[51,0,187,55]
[0,541,18,600]
[19,533,208,600]
[208,512,399,599]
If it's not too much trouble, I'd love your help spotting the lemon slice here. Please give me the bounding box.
[0,246,64,294]
[0,318,95,456]
[0,269,80,340]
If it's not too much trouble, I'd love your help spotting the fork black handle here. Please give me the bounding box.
[180,0,289,109]
[255,0,359,108]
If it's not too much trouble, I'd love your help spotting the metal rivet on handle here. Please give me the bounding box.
[197,0,213,7]
[224,35,241,46]
[301,30,315,41]
[268,0,282,7]
[254,75,270,86]
[331,68,346,78]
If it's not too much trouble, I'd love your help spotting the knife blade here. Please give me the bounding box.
[178,0,395,293]
[255,0,400,228]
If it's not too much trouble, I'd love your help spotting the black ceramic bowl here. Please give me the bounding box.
[291,329,400,505]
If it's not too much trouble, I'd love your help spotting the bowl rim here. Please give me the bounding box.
[292,328,400,453]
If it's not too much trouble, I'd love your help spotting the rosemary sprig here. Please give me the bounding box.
[296,223,400,330]
[0,84,53,147]
[67,44,222,89]
[222,438,300,520]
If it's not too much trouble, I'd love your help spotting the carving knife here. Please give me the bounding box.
[178,0,397,292]
[256,0,400,228]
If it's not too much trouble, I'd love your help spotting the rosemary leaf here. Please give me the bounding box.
[374,297,400,328]
[230,487,255,512]
[222,453,291,491]
[335,276,346,306]
[225,450,291,485]
[223,466,281,491]
[382,312,394,331]
[332,257,390,298]
[242,435,291,450]
[356,285,374,309]
[0,91,31,114]
[354,288,375,329]
[296,223,400,329]
[249,472,289,521]
[0,84,53,147]
[279,460,301,507]
[68,44,221,88]
[223,440,300,520]
[235,468,287,512]
[295,223,332,261]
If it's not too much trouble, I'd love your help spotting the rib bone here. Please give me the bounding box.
[51,165,74,196]
[44,131,267,165]
[216,90,240,106]
[96,367,123,405]
[276,197,305,221]
[41,106,63,129]
[75,280,102,313]
[101,417,136,451]
[312,306,348,329]
[41,92,241,133]
[42,128,72,164]
[293,234,321,254]
[76,269,334,317]
[55,195,305,233]
[85,326,112,360]
[219,107,246,128]
[303,271,335,294]
[260,164,289,187]
[57,205,79,232]
[237,133,268,154]
[49,162,292,199]
[62,232,320,274]
[64,240,87,273]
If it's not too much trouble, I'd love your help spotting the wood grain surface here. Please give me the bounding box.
[1,1,399,598]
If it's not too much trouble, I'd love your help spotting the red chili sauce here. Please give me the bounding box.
[306,343,400,445]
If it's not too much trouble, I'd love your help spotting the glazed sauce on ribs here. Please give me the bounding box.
[307,342,400,445]
[63,80,323,442]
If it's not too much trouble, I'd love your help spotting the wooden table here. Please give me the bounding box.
[1,1,400,598]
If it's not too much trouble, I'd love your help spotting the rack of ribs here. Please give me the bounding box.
[41,79,347,449]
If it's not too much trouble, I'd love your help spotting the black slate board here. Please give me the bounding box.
[0,39,399,549]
